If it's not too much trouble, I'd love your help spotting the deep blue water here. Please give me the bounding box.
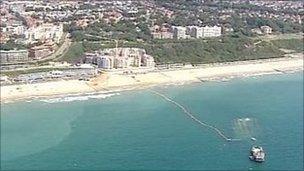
[1,72,303,170]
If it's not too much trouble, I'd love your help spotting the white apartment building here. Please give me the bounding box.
[173,25,221,39]
[151,31,173,39]
[187,26,204,38]
[172,26,187,39]
[142,54,155,68]
[25,23,64,44]
[202,26,222,37]
[106,48,143,68]
[85,48,155,69]
[1,25,25,35]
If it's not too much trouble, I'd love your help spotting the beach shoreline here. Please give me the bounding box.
[1,55,303,103]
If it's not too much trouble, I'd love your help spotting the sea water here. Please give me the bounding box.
[1,72,303,170]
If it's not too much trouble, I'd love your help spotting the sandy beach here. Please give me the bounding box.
[1,54,303,103]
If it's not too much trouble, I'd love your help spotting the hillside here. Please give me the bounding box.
[60,35,302,64]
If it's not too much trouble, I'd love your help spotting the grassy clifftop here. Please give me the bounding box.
[60,35,301,64]
[145,36,285,64]
[270,39,303,53]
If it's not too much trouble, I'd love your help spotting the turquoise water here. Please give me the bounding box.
[1,73,303,170]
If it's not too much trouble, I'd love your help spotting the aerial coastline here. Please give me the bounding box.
[1,54,303,103]
[2,0,304,170]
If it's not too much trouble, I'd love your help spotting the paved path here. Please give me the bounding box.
[38,34,72,62]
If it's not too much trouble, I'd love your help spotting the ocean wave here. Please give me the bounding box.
[237,117,251,122]
[40,93,120,103]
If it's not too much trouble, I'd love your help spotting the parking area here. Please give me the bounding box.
[1,69,98,85]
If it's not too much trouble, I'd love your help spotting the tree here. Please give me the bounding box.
[71,31,85,41]
[231,14,244,32]
[0,40,27,50]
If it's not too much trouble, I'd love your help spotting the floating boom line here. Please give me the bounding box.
[150,90,240,142]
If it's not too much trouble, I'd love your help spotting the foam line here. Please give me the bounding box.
[150,90,240,142]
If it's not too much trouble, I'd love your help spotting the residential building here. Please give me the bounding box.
[202,26,222,37]
[0,49,29,64]
[95,55,114,69]
[142,54,155,68]
[0,33,10,44]
[151,31,173,39]
[1,25,25,35]
[187,26,203,38]
[84,48,155,69]
[161,32,174,39]
[172,26,187,39]
[172,25,221,39]
[151,25,174,39]
[28,43,56,60]
[25,23,63,44]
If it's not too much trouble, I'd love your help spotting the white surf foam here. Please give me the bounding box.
[237,117,251,122]
[40,93,120,103]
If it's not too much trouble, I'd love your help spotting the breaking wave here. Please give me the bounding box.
[40,93,120,103]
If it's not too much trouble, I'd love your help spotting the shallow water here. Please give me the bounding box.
[1,72,303,170]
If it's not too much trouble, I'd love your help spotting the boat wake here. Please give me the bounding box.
[150,90,240,142]
[233,117,258,139]
[40,93,120,103]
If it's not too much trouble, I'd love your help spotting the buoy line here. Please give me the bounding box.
[150,90,240,142]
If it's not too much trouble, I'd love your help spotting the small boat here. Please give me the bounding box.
[251,137,257,141]
[249,146,265,162]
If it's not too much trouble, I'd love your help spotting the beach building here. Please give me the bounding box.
[85,52,114,69]
[96,55,114,69]
[103,48,144,68]
[142,54,156,68]
[0,49,29,64]
[84,48,155,69]
[83,53,96,64]
[114,57,127,68]
[28,43,56,60]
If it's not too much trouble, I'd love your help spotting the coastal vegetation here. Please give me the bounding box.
[0,40,27,50]
[60,34,299,64]
[270,39,303,52]
[59,12,302,64]
[57,42,85,63]
[145,36,285,64]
